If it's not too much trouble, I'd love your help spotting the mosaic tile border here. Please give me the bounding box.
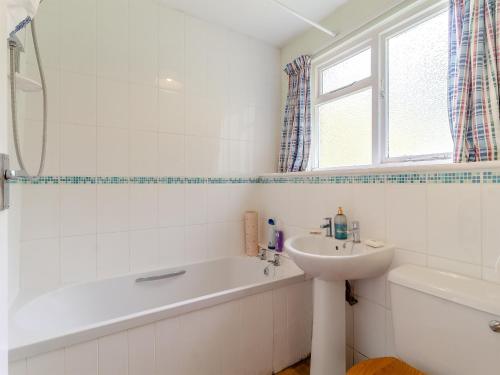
[8,176,261,185]
[258,172,485,184]
[8,172,500,185]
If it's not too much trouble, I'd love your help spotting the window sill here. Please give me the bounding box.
[262,160,500,177]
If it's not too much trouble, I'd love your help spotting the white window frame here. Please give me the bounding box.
[311,0,450,171]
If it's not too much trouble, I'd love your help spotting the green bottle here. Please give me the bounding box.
[334,207,348,240]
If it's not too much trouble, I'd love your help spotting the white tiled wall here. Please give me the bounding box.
[11,0,280,298]
[9,281,313,375]
[256,180,500,361]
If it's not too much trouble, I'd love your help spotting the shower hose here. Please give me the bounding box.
[9,19,48,178]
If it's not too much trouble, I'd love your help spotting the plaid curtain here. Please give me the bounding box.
[448,0,500,162]
[279,55,312,172]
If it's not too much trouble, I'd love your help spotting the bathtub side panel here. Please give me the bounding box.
[11,280,312,374]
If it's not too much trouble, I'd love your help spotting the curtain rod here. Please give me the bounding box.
[268,0,337,38]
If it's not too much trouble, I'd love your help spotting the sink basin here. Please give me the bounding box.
[285,235,395,281]
[285,235,395,375]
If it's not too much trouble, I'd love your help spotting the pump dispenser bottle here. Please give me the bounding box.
[334,207,348,240]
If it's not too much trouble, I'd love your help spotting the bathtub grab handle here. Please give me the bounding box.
[135,270,186,283]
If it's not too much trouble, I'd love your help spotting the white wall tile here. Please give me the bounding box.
[218,302,242,375]
[128,324,155,375]
[98,332,129,375]
[21,185,59,241]
[60,72,96,126]
[386,185,427,253]
[185,185,207,225]
[159,7,185,83]
[206,222,228,259]
[353,297,386,358]
[61,235,97,284]
[159,89,185,135]
[128,0,158,85]
[427,184,481,264]
[351,184,386,241]
[64,340,98,375]
[60,0,96,75]
[158,133,185,176]
[60,185,97,237]
[158,185,185,227]
[206,185,230,223]
[227,221,245,256]
[385,310,396,357]
[23,120,60,176]
[185,136,207,176]
[97,185,129,234]
[97,127,129,176]
[482,184,500,268]
[176,309,219,374]
[129,130,158,177]
[239,292,274,374]
[129,184,158,230]
[129,84,158,132]
[60,124,97,176]
[24,65,60,124]
[97,232,130,278]
[130,229,159,272]
[355,274,387,307]
[97,0,129,80]
[272,287,290,372]
[97,78,129,129]
[155,317,182,374]
[184,224,207,263]
[25,1,60,69]
[27,350,64,375]
[15,0,283,320]
[159,226,185,267]
[21,238,60,292]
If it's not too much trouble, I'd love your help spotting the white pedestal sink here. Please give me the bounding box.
[285,235,394,375]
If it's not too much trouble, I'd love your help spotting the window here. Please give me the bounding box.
[313,4,452,170]
[317,48,375,168]
[386,11,452,160]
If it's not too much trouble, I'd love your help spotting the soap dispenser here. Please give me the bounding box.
[334,207,348,240]
[267,218,277,250]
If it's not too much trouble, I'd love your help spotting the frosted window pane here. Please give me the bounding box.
[388,11,452,158]
[319,89,372,168]
[322,49,371,94]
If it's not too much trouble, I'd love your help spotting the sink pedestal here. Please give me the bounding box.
[310,279,346,375]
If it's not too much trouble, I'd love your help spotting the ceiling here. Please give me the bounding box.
[160,0,347,47]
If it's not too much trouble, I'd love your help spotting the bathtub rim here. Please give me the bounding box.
[9,256,307,362]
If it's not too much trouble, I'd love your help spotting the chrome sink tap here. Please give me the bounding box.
[321,217,333,237]
[351,221,361,243]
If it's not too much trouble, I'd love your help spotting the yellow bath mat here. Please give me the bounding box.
[347,357,425,375]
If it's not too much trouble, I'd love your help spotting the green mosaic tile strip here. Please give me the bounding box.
[427,172,481,184]
[386,173,428,184]
[8,171,499,185]
[9,176,59,184]
[96,177,129,184]
[483,171,500,184]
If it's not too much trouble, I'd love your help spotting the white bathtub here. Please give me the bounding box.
[9,255,308,367]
